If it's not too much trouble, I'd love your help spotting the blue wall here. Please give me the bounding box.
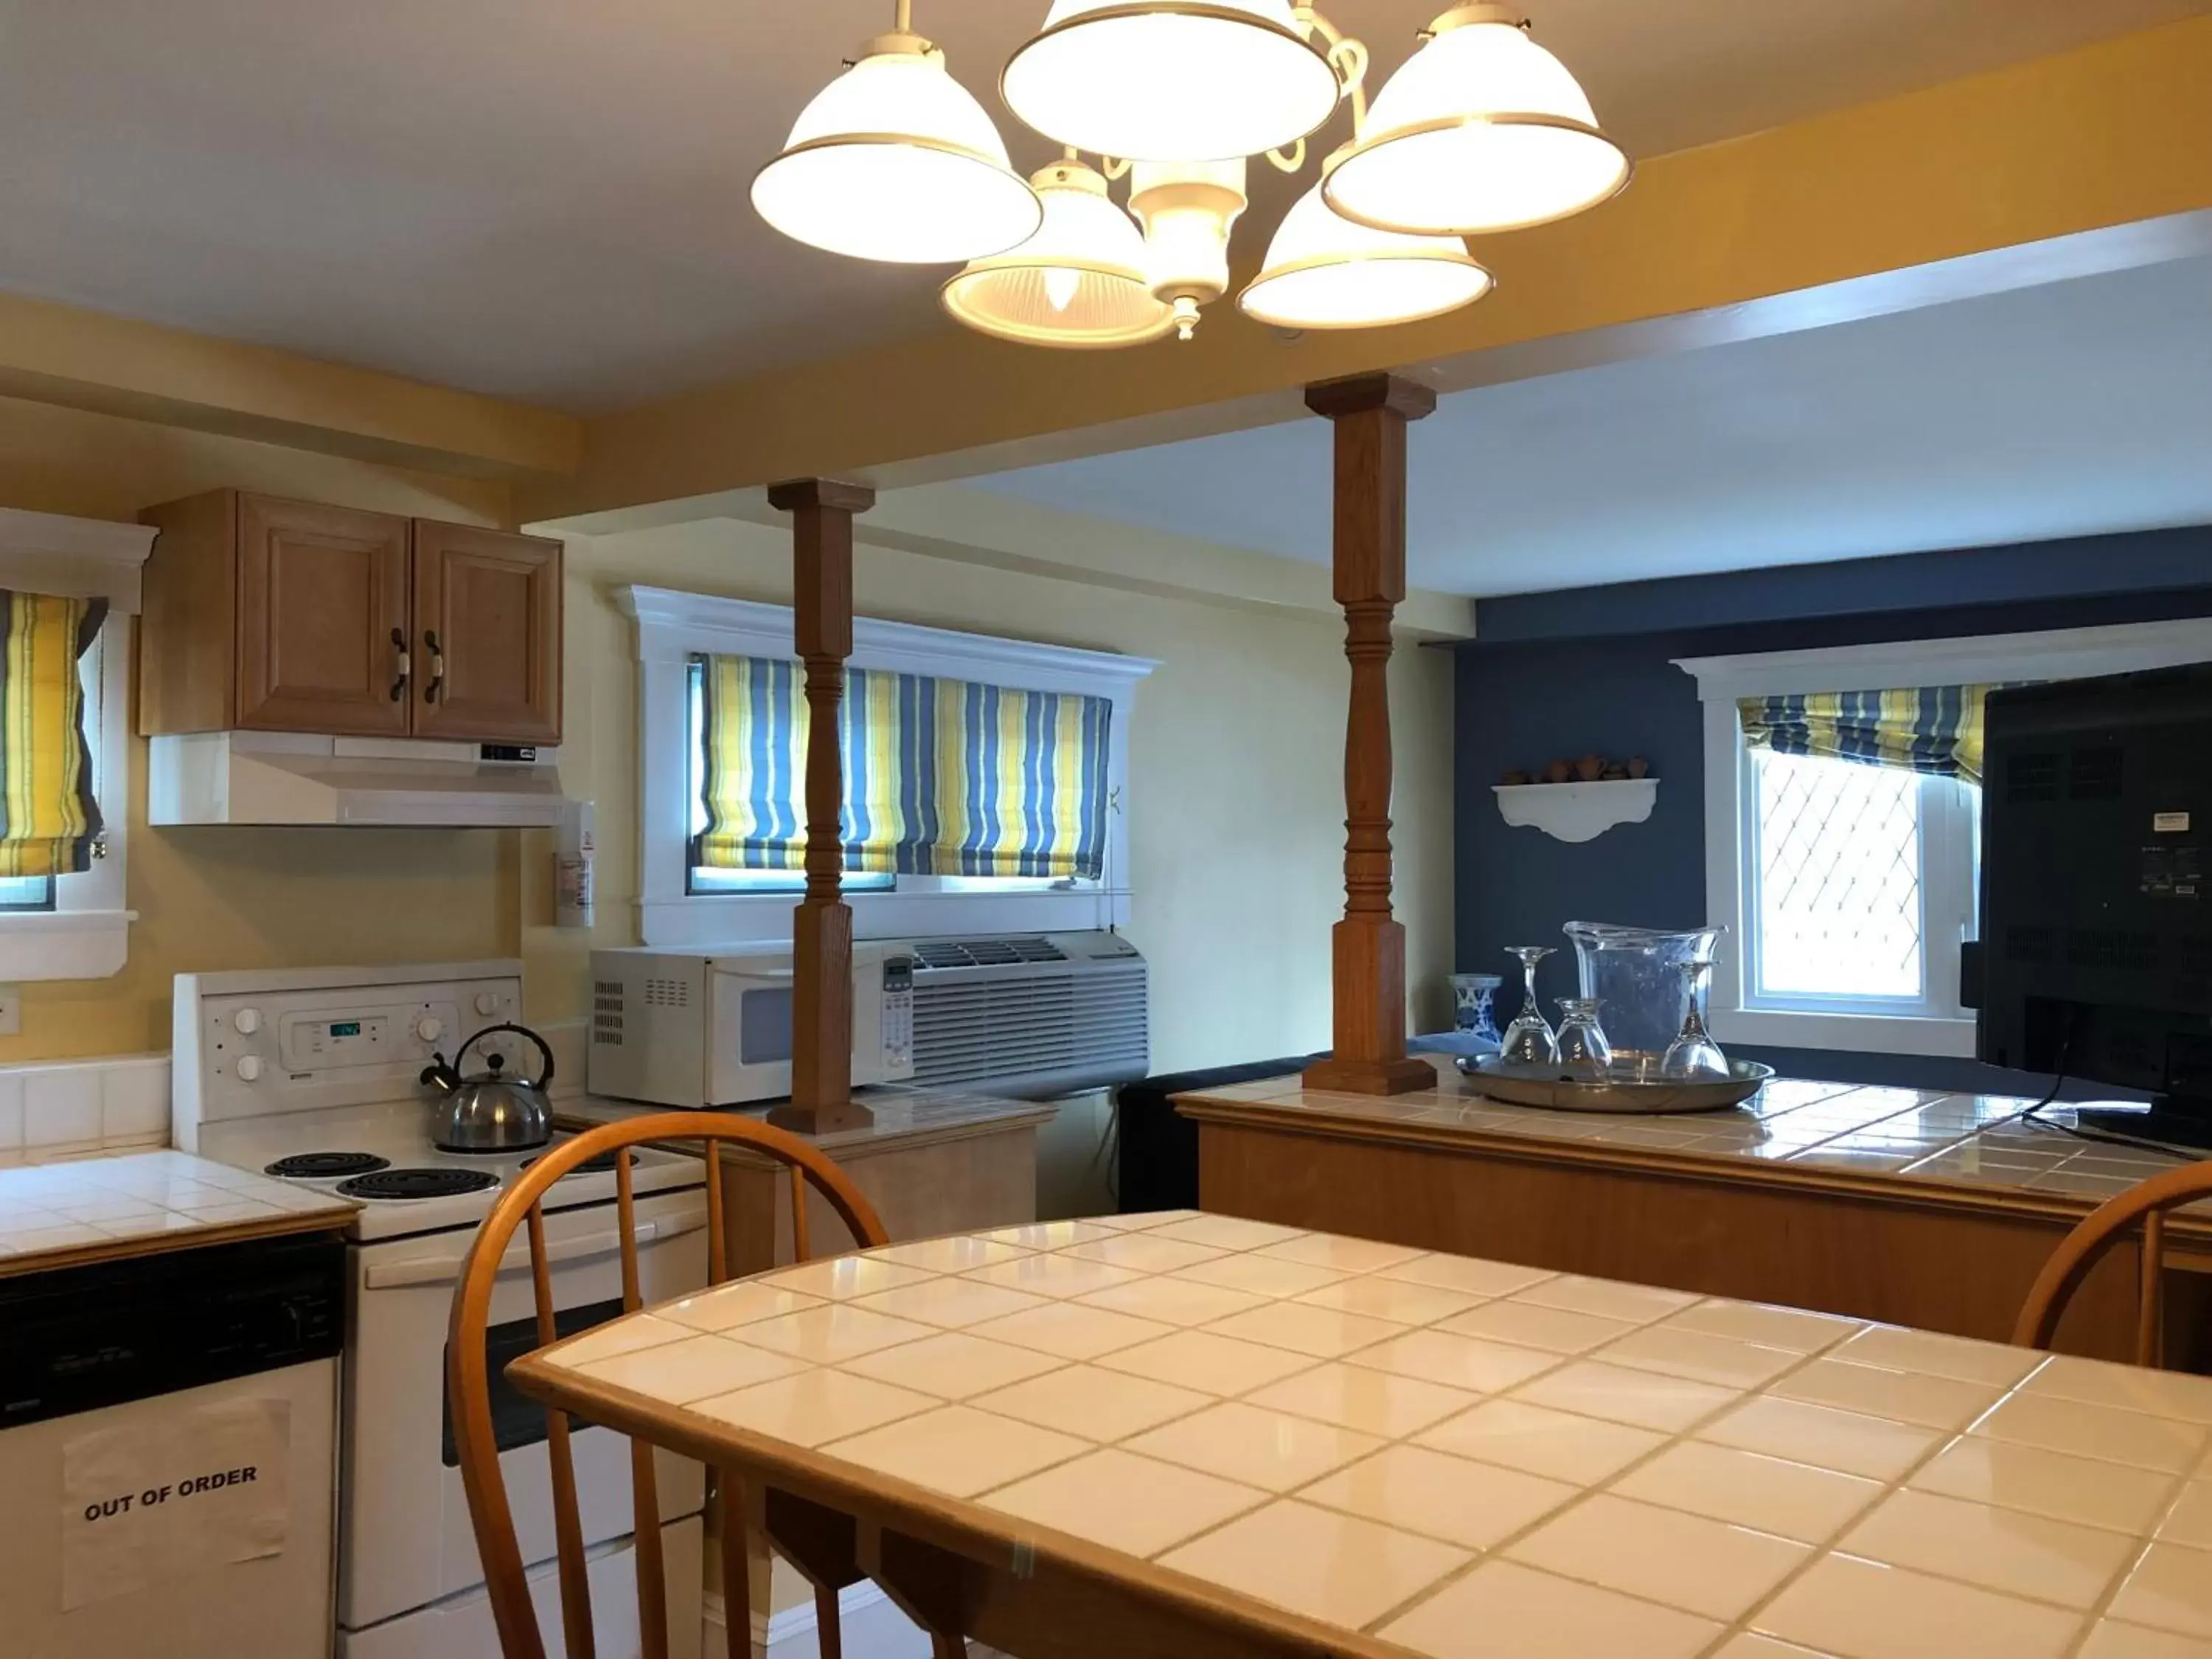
[1453,526,2212,1097]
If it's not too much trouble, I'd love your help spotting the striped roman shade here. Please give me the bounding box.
[0,590,107,877]
[695,654,1113,880]
[1738,685,1997,785]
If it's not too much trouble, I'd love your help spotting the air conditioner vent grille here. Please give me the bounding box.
[910,954,1147,1094]
[911,936,1068,970]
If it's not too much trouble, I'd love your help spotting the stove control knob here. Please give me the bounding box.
[474,991,501,1017]
[234,1008,262,1035]
[416,1017,445,1044]
[235,1056,263,1082]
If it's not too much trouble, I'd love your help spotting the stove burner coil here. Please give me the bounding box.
[336,1167,502,1201]
[522,1147,622,1175]
[263,1152,392,1180]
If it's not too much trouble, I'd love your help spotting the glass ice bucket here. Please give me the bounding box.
[1563,922,1725,1066]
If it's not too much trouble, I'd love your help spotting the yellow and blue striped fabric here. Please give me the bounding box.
[0,591,105,877]
[1738,685,1997,785]
[695,653,1113,880]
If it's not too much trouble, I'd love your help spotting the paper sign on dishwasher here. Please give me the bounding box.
[60,1396,291,1610]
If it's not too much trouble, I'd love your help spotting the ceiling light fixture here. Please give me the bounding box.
[942,156,1178,348]
[1241,173,1493,330]
[1001,1,1342,164]
[751,4,1041,264]
[757,1,1624,348]
[1324,4,1630,234]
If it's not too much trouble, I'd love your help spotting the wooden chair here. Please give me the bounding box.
[449,1113,890,1659]
[2013,1158,2212,1363]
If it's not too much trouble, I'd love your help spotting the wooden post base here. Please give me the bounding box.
[765,1098,876,1136]
[1301,1054,1436,1096]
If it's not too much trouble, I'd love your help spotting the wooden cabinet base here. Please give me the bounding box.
[1195,1119,2192,1364]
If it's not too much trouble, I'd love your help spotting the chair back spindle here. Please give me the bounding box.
[449,1114,888,1659]
[2014,1159,2212,1363]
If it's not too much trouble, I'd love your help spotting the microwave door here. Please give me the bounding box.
[708,965,798,1105]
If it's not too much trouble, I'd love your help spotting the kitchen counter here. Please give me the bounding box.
[0,1148,356,1278]
[560,1085,1056,1156]
[512,1211,2212,1658]
[1179,1065,2205,1219]
[1177,1065,2211,1361]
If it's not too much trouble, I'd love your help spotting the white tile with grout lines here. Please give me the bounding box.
[525,1219,2212,1659]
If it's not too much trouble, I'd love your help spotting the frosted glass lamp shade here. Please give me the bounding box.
[1002,0,1340,162]
[943,160,1177,348]
[753,46,1042,264]
[1324,9,1629,235]
[1240,182,1492,330]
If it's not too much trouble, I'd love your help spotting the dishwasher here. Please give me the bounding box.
[0,1231,346,1659]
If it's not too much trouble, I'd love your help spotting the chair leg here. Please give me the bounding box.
[815,1584,844,1659]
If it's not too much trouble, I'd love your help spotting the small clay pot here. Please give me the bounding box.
[1544,759,1573,785]
[1501,769,1531,787]
[1573,754,1605,782]
[1627,757,1650,779]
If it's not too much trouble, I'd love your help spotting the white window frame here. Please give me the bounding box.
[0,508,153,981]
[619,585,1156,947]
[1677,618,2212,1057]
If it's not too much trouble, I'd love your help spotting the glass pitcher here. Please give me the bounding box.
[1562,922,1726,1069]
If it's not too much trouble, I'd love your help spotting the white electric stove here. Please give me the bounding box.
[173,961,709,1659]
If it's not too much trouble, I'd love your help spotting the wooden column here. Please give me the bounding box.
[1303,373,1437,1097]
[765,478,877,1136]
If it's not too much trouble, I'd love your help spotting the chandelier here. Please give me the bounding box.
[752,1,1627,347]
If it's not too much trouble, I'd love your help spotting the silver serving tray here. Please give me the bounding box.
[1461,1055,1774,1115]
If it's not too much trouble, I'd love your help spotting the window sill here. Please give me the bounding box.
[1711,1006,1977,1059]
[0,908,133,981]
[639,886,1130,948]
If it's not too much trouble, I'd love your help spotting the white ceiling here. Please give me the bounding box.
[967,255,2212,597]
[0,0,2202,413]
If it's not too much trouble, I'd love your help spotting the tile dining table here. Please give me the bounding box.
[507,1210,2212,1659]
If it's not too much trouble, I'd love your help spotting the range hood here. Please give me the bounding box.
[149,731,566,827]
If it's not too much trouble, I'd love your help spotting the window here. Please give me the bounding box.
[623,585,1154,947]
[1679,619,2212,1057]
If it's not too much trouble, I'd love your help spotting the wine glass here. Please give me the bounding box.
[1500,946,1559,1068]
[1660,960,1731,1081]
[1555,998,1613,1081]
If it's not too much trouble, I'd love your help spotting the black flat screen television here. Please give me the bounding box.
[1978,662,2212,1147]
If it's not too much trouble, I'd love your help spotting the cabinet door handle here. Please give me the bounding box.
[389,627,410,702]
[424,630,445,704]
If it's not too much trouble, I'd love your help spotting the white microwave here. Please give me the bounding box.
[587,941,916,1107]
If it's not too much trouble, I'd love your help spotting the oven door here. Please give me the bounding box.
[337,1188,710,1632]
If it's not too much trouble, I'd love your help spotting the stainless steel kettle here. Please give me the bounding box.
[420,1023,555,1152]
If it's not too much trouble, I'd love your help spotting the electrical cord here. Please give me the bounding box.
[2020,1009,2200,1162]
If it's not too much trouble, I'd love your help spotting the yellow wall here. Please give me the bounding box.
[526,515,1457,1068]
[0,402,1455,1080]
[0,394,516,1061]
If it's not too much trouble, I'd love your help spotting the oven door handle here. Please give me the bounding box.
[360,1208,709,1291]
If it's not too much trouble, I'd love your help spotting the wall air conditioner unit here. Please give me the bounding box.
[906,931,1149,1097]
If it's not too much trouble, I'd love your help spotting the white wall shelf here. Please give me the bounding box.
[1494,778,1658,844]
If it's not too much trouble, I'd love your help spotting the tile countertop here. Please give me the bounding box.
[1175,1065,2211,1218]
[0,1149,355,1277]
[515,1212,2212,1659]
[559,1086,1057,1153]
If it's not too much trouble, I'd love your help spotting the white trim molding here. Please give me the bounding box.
[617,585,1158,947]
[1675,617,2212,1057]
[0,509,149,981]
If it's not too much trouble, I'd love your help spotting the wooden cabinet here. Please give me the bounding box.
[411,521,562,744]
[139,490,562,744]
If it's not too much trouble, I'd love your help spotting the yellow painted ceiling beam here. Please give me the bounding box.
[0,291,580,481]
[530,14,2212,526]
